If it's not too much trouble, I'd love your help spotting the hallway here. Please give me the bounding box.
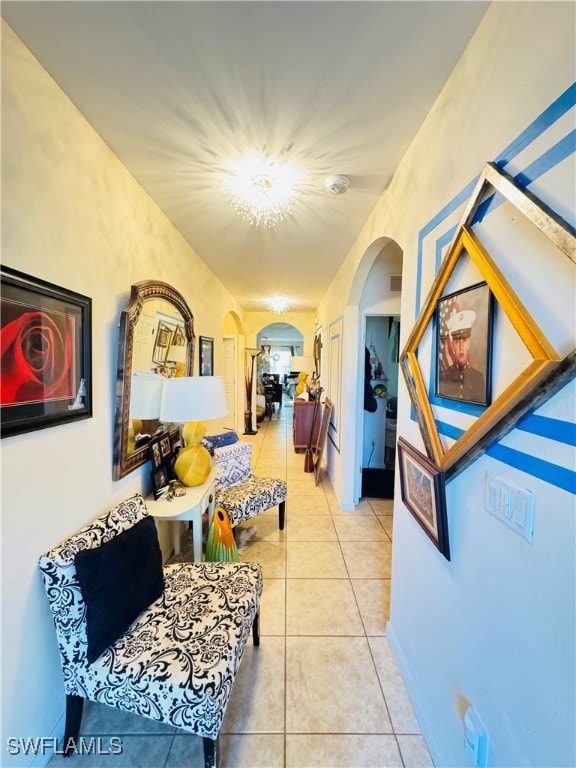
[49,399,433,768]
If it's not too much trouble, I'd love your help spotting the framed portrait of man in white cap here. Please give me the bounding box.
[436,282,493,406]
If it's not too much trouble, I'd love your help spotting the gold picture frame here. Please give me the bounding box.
[400,162,575,476]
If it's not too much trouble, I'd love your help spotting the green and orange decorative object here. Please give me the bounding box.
[205,506,239,562]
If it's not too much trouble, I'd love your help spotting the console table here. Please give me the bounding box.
[293,399,321,452]
[147,467,217,561]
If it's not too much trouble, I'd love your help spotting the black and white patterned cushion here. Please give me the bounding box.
[212,441,287,527]
[213,442,253,491]
[216,475,288,526]
[38,494,262,739]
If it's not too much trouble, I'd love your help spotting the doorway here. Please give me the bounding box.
[361,315,400,498]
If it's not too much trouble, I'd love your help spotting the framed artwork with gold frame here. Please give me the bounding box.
[400,162,575,478]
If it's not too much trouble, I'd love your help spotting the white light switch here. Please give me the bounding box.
[484,474,534,542]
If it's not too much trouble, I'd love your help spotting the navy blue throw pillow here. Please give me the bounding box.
[75,516,164,663]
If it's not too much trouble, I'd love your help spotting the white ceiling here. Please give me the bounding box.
[2,1,490,312]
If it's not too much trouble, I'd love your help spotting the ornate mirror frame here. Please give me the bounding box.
[113,280,195,480]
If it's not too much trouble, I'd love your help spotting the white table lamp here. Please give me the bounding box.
[160,376,227,486]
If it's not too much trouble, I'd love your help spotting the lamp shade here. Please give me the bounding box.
[159,376,228,423]
[129,372,164,419]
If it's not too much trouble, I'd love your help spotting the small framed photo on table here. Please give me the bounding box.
[398,437,450,560]
[149,431,176,498]
[151,465,170,499]
[160,434,172,458]
[149,436,164,469]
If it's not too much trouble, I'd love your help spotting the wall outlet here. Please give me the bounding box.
[464,706,489,767]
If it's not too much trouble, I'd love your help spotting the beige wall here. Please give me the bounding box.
[1,21,244,761]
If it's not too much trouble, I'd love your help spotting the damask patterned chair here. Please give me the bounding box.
[38,493,262,768]
[212,441,287,531]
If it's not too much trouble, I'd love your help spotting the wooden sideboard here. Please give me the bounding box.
[293,399,321,452]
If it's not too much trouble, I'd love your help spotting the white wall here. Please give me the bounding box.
[318,3,575,766]
[1,21,244,766]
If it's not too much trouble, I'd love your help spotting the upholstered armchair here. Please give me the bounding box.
[212,441,287,531]
[39,493,262,768]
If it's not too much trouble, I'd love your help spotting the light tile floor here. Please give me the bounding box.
[49,399,434,768]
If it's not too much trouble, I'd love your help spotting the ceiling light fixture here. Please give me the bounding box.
[225,152,299,227]
[266,297,290,315]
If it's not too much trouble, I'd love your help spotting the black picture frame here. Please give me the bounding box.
[1,266,92,438]
[149,430,177,497]
[398,437,450,560]
[199,336,214,376]
[160,434,172,458]
[150,465,170,499]
[436,281,493,406]
[149,431,174,466]
[148,435,164,469]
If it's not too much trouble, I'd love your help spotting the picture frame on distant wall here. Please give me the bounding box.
[0,266,92,438]
[398,437,450,560]
[436,281,493,406]
[313,333,322,377]
[199,336,214,376]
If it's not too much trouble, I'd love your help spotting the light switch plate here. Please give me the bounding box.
[484,474,534,542]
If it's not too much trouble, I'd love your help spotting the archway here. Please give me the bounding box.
[339,237,404,508]
[359,242,403,500]
[257,322,304,379]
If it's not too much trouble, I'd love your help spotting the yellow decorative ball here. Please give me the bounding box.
[174,444,211,487]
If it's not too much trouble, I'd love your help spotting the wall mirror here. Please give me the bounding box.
[113,280,195,480]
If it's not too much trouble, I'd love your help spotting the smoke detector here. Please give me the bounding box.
[324,174,350,195]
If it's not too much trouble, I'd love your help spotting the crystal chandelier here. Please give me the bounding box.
[266,297,290,315]
[225,153,299,227]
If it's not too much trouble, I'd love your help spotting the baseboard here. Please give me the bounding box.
[386,620,440,767]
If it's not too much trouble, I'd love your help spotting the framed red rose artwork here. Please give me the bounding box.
[1,266,92,437]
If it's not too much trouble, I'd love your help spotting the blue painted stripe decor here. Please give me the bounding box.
[494,82,576,168]
[411,82,576,491]
[486,444,576,494]
[517,413,576,446]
